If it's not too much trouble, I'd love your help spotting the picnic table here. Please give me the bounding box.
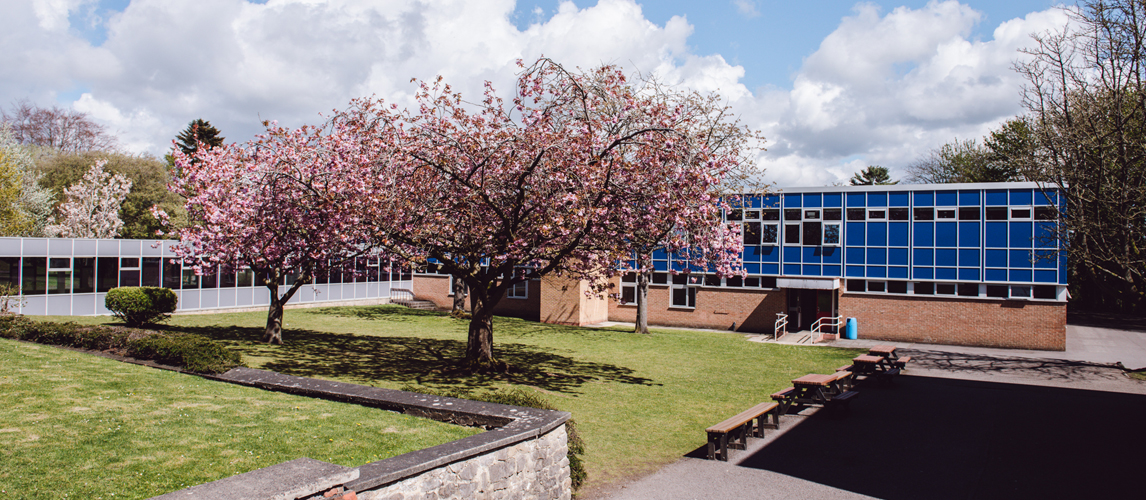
[772,371,857,414]
[868,345,912,369]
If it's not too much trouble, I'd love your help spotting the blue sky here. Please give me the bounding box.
[1,0,1071,186]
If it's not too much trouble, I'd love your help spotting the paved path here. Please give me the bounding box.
[587,322,1146,500]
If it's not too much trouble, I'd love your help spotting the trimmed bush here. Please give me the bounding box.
[105,287,178,327]
[0,315,241,374]
[402,386,587,490]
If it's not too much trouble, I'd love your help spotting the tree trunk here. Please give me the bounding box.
[635,270,650,334]
[464,289,506,372]
[452,275,467,313]
[263,296,284,345]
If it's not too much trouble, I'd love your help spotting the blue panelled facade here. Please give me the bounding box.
[648,182,1067,302]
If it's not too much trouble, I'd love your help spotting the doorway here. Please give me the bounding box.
[787,288,838,331]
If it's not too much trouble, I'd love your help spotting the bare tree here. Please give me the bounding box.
[1,100,117,153]
[1015,0,1146,312]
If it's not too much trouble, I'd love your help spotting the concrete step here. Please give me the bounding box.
[393,299,438,310]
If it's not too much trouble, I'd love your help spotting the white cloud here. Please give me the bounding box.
[733,0,760,19]
[0,0,1072,189]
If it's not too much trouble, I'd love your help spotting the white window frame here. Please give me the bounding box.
[761,222,779,245]
[620,273,638,305]
[1010,206,1034,220]
[936,207,957,220]
[867,209,886,220]
[822,222,841,246]
[670,274,698,308]
[507,280,528,299]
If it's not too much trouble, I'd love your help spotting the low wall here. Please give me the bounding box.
[607,284,786,334]
[153,368,571,500]
[839,292,1067,350]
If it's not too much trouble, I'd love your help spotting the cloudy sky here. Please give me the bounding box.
[1,0,1070,187]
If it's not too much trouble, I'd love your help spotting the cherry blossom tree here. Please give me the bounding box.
[44,160,132,238]
[167,123,376,344]
[337,59,763,369]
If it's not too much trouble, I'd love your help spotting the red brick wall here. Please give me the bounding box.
[607,284,787,334]
[411,275,540,321]
[839,292,1066,350]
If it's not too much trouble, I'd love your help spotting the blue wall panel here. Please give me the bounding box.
[889,192,909,207]
[936,249,957,267]
[1010,189,1032,205]
[959,190,980,206]
[888,222,909,247]
[744,263,760,274]
[867,266,886,278]
[784,194,801,207]
[889,248,908,266]
[784,246,801,263]
[803,247,821,263]
[958,222,980,247]
[868,192,887,207]
[986,222,1007,247]
[821,247,841,264]
[914,191,933,206]
[846,222,865,246]
[986,249,1007,268]
[760,246,779,262]
[914,223,933,246]
[823,265,841,276]
[936,267,957,280]
[802,264,821,276]
[986,268,1007,281]
[804,193,822,208]
[763,195,781,208]
[868,222,887,246]
[1035,270,1057,283]
[823,193,842,207]
[846,248,865,265]
[914,267,934,279]
[914,248,933,266]
[959,268,979,281]
[847,192,865,207]
[1009,269,1032,282]
[1009,222,1032,248]
[936,190,957,206]
[936,222,957,247]
[868,248,887,265]
[846,265,865,277]
[958,249,980,267]
[762,263,779,275]
[1035,222,1056,248]
[986,189,1008,206]
[889,266,908,279]
[784,263,801,275]
[1034,250,1056,268]
[1010,249,1032,267]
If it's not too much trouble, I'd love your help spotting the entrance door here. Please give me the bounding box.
[787,289,820,330]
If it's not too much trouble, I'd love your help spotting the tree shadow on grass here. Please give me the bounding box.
[304,305,449,322]
[165,324,657,395]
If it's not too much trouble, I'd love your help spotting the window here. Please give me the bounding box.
[986,207,1008,220]
[652,272,668,285]
[508,280,528,299]
[1033,285,1057,299]
[847,208,866,221]
[868,210,886,220]
[142,257,162,287]
[726,209,742,222]
[936,283,956,295]
[759,276,777,288]
[620,273,637,304]
[958,207,980,220]
[97,257,118,292]
[1035,207,1057,220]
[867,281,886,292]
[986,285,1009,298]
[761,224,779,245]
[119,257,141,288]
[671,274,698,308]
[936,208,956,219]
[704,274,722,287]
[182,262,199,289]
[761,209,780,221]
[914,282,934,295]
[744,210,761,220]
[804,210,821,220]
[958,283,979,297]
[914,208,934,220]
[887,281,908,294]
[889,208,910,220]
[784,209,802,221]
[784,224,801,244]
[726,276,743,287]
[743,221,761,245]
[1011,208,1032,220]
[803,221,822,246]
[823,223,841,246]
[1011,285,1031,298]
[74,258,95,293]
[48,258,71,294]
[824,208,842,221]
[846,279,865,292]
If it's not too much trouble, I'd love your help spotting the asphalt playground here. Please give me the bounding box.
[586,315,1146,500]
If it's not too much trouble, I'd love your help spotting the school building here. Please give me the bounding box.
[413,182,1068,351]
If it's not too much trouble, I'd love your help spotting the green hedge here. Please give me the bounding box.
[0,315,241,374]
[402,386,586,490]
[105,287,178,327]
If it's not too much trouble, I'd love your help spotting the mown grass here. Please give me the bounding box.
[0,338,479,499]
[42,305,861,489]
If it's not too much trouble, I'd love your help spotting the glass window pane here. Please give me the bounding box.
[0,257,21,288]
[823,224,840,245]
[237,269,253,287]
[22,257,46,295]
[73,258,95,293]
[119,269,141,287]
[847,208,865,221]
[761,209,780,221]
[164,259,182,289]
[96,257,118,293]
[761,224,778,244]
[743,222,761,245]
[914,208,934,221]
[142,258,162,287]
[48,269,71,294]
[889,208,910,221]
[958,207,980,220]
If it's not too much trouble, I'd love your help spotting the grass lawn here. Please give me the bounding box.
[41,305,861,490]
[0,337,478,499]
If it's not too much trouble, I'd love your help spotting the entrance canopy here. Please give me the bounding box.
[777,277,840,290]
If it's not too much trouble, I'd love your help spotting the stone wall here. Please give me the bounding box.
[839,292,1066,350]
[358,425,570,500]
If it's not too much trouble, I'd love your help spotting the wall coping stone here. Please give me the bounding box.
[202,367,572,494]
[150,457,358,500]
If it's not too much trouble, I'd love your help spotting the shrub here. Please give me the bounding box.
[105,287,178,327]
[0,316,240,374]
[402,386,587,490]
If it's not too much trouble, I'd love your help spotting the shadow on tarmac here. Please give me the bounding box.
[701,375,1146,499]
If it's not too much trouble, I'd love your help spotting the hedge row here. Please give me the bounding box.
[402,385,587,491]
[0,315,241,374]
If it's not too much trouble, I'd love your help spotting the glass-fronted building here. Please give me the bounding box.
[0,237,410,316]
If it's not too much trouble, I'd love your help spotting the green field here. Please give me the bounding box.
[38,305,860,489]
[0,337,479,499]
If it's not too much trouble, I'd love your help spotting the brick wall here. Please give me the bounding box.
[607,283,787,334]
[411,275,540,321]
[839,292,1066,350]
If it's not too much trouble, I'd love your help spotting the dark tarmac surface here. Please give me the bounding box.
[590,350,1146,500]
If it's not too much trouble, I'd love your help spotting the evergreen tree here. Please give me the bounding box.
[849,165,897,185]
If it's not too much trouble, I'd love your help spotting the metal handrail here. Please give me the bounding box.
[774,313,788,340]
[391,288,414,302]
[811,315,843,341]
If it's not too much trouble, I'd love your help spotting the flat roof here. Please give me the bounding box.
[774,181,1054,194]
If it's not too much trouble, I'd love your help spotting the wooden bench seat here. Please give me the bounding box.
[770,387,796,400]
[892,356,912,369]
[835,364,854,372]
[825,390,859,415]
[706,402,781,461]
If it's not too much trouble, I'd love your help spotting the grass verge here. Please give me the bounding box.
[0,338,479,499]
[40,305,861,489]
